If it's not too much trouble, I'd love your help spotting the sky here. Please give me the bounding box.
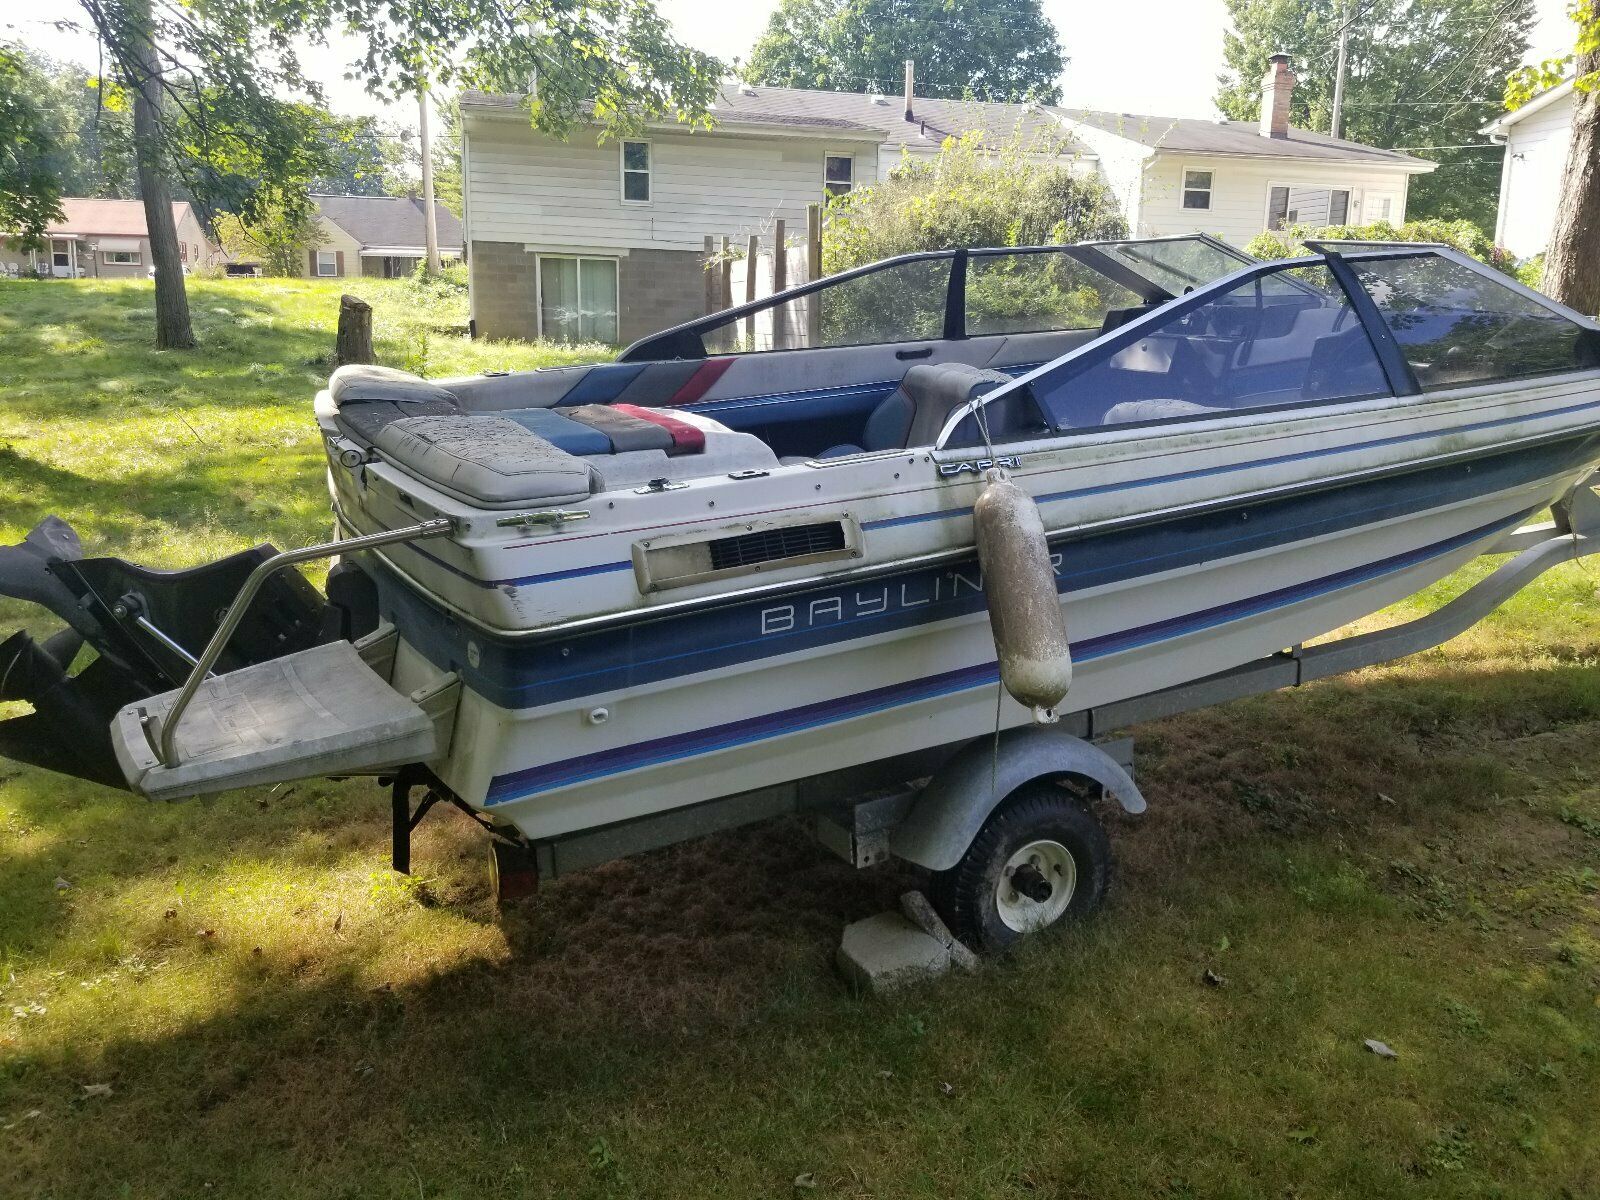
[5,0,1582,129]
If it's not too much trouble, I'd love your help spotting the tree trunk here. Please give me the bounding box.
[128,5,195,350]
[335,294,375,366]
[1543,52,1600,315]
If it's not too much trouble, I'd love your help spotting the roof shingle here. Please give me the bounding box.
[312,194,464,252]
[461,85,1091,156]
[1049,109,1434,168]
[43,198,196,238]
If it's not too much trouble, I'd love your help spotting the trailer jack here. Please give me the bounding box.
[386,767,539,901]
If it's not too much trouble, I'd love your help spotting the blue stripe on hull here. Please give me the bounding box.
[374,431,1600,713]
[483,503,1538,803]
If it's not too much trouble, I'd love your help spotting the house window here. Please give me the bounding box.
[1268,184,1357,232]
[1181,169,1214,210]
[103,250,140,265]
[621,141,651,203]
[1268,186,1291,230]
[538,255,619,343]
[316,250,338,277]
[824,155,854,199]
[1374,196,1393,221]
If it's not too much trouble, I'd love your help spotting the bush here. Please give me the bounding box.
[822,130,1127,273]
[410,258,469,292]
[1516,253,1546,291]
[1243,218,1517,275]
[811,132,1129,342]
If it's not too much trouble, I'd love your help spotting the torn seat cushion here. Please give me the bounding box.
[372,416,594,508]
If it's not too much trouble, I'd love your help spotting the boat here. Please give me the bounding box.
[5,235,1599,951]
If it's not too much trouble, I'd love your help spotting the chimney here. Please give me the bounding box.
[1259,52,1295,139]
[904,59,915,121]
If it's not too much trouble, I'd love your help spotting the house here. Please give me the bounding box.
[1482,78,1577,259]
[458,79,1082,344]
[1048,56,1436,247]
[459,54,1433,344]
[304,194,464,280]
[0,198,217,279]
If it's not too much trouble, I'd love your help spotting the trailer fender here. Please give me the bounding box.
[891,727,1146,872]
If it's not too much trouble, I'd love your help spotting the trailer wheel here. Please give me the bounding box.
[931,782,1112,955]
[489,838,540,905]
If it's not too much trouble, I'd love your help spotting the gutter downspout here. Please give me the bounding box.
[1488,129,1512,249]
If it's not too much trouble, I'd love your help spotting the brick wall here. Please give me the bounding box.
[468,241,542,341]
[618,248,707,346]
[469,241,706,346]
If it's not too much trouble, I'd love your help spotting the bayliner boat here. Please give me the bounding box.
[5,235,1599,951]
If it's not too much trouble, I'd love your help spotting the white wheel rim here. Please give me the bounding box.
[996,839,1077,933]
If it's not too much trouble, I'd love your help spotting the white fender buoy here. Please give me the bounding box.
[973,468,1072,723]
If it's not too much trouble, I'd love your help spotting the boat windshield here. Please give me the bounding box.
[937,248,1600,449]
[618,236,1259,362]
[1078,234,1258,296]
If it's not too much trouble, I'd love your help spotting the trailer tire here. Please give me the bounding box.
[931,782,1112,955]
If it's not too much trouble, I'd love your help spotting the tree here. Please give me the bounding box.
[66,0,723,349]
[8,49,137,200]
[745,0,1065,103]
[431,100,465,216]
[0,45,67,250]
[1506,0,1600,313]
[309,116,412,197]
[1216,0,1535,230]
[824,133,1124,271]
[214,202,325,276]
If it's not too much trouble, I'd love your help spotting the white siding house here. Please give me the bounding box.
[1046,57,1432,247]
[460,56,1433,344]
[460,86,1086,344]
[1483,80,1577,259]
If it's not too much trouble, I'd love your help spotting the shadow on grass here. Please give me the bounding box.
[5,634,1600,1194]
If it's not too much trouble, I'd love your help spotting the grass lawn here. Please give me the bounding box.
[3,277,1600,1199]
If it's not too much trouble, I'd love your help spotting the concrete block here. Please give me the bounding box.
[900,891,980,972]
[836,912,951,995]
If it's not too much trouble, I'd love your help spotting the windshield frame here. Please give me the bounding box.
[934,245,1600,451]
[618,235,1255,362]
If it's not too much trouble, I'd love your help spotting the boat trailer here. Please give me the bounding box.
[3,480,1597,923]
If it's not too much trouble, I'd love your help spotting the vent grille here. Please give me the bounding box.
[708,522,847,571]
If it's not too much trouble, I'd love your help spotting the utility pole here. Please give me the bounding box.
[419,85,442,275]
[1330,0,1351,139]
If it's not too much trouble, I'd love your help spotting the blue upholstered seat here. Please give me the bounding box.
[502,408,614,456]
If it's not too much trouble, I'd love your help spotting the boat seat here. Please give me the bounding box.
[330,363,459,408]
[1102,398,1225,424]
[502,407,614,456]
[787,363,1015,461]
[372,416,596,508]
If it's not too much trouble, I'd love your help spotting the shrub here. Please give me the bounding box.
[1516,253,1545,291]
[822,130,1127,273]
[1243,218,1517,275]
[410,258,469,292]
[813,132,1129,341]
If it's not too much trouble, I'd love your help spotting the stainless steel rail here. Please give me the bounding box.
[154,518,455,768]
